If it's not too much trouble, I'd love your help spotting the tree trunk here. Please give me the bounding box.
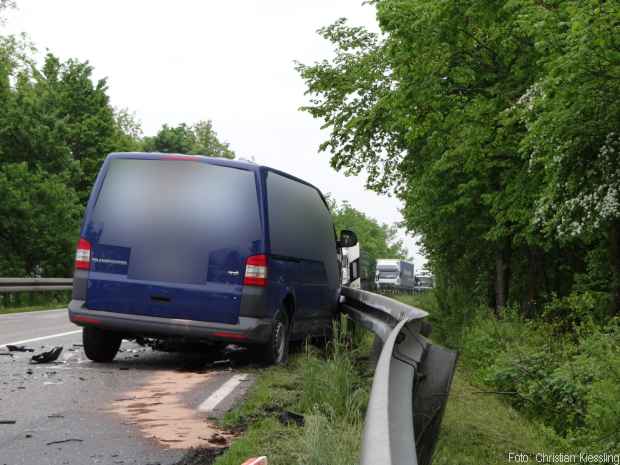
[523,246,544,318]
[609,220,620,316]
[494,242,512,315]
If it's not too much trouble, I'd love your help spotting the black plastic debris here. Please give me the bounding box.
[212,359,232,368]
[31,346,63,364]
[6,345,34,352]
[0,420,16,424]
[278,410,305,427]
[46,438,83,446]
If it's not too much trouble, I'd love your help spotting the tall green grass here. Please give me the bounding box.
[215,318,373,465]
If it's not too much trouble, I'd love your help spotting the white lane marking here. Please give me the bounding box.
[1,330,82,348]
[198,374,249,413]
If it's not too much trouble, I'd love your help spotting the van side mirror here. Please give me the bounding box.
[338,230,358,248]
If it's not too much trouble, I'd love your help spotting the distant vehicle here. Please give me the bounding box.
[341,243,361,289]
[359,250,376,291]
[375,259,415,292]
[415,273,435,292]
[69,152,357,365]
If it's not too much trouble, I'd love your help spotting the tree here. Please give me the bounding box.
[298,0,619,314]
[0,163,82,276]
[143,120,235,159]
[329,198,408,265]
[0,36,145,275]
[0,52,124,201]
[514,1,620,314]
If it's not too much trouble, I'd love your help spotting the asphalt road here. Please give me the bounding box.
[0,309,255,465]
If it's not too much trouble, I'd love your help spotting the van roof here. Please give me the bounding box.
[107,152,326,199]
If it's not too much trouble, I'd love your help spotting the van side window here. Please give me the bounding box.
[266,171,338,285]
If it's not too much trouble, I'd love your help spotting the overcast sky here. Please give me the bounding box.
[4,0,427,268]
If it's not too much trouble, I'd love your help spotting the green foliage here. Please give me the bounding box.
[143,120,235,159]
[411,291,620,449]
[0,31,142,276]
[0,25,233,277]
[0,53,123,199]
[298,0,620,314]
[543,291,610,331]
[329,198,407,261]
[0,290,71,314]
[0,163,82,276]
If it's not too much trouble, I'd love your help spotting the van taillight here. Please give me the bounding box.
[243,254,267,287]
[75,238,91,270]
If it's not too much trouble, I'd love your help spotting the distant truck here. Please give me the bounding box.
[414,273,435,292]
[375,259,415,292]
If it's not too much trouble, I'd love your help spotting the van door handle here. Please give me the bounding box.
[151,295,171,303]
[227,270,240,276]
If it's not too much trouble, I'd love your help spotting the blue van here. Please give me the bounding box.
[69,153,357,364]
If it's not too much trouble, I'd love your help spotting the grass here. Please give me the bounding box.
[433,368,564,465]
[212,324,373,465]
[0,290,70,315]
[398,292,568,463]
[196,294,566,464]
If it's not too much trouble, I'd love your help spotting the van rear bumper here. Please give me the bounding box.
[68,299,272,344]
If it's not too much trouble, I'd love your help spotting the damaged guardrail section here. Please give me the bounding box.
[340,287,458,465]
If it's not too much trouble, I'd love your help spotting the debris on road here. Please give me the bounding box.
[241,457,268,465]
[46,438,83,446]
[31,346,63,364]
[0,420,17,424]
[47,414,64,419]
[208,433,227,446]
[212,359,232,368]
[6,345,34,352]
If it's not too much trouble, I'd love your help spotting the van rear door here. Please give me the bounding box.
[83,157,263,324]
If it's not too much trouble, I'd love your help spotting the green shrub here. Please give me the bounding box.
[543,291,610,331]
[409,290,620,448]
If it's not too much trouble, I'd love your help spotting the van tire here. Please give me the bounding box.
[83,327,122,363]
[259,310,289,365]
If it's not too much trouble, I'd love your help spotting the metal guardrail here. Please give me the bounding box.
[1,277,453,464]
[340,287,458,465]
[0,278,73,293]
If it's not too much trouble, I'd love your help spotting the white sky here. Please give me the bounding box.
[4,0,426,269]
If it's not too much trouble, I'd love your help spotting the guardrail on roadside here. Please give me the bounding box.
[0,278,73,293]
[340,287,458,465]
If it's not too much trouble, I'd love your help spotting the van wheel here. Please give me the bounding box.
[83,327,122,362]
[259,310,289,365]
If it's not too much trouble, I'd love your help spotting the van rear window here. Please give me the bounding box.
[88,159,261,285]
